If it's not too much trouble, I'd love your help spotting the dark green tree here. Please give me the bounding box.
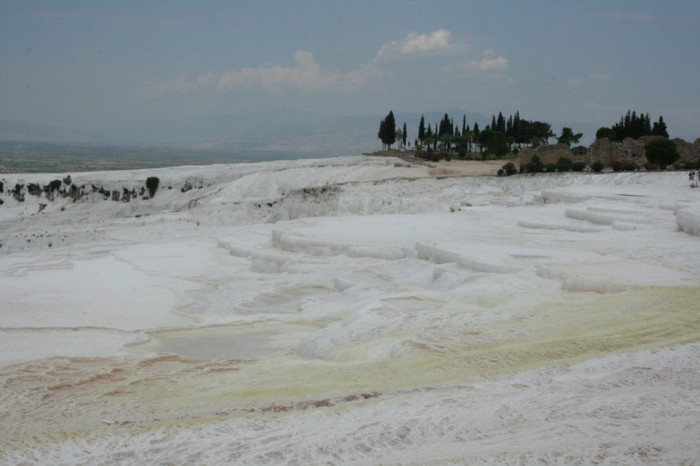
[645,138,679,169]
[146,176,160,198]
[395,128,404,149]
[556,157,573,172]
[611,110,665,140]
[595,127,617,141]
[402,123,407,149]
[530,121,554,146]
[438,113,452,137]
[48,179,62,192]
[496,112,506,133]
[418,116,426,142]
[526,155,544,173]
[652,116,668,137]
[557,127,583,146]
[516,119,532,145]
[472,121,480,149]
[478,128,508,158]
[511,111,521,142]
[378,110,396,149]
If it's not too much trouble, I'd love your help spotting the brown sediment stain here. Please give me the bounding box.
[1,354,251,409]
[105,391,383,426]
[42,367,127,402]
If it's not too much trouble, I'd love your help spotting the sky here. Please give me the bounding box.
[1,0,699,145]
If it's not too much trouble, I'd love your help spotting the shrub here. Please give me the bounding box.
[645,138,679,169]
[12,183,24,202]
[623,162,637,171]
[556,157,573,172]
[0,181,3,193]
[526,155,544,173]
[611,161,623,172]
[684,159,700,170]
[49,179,62,192]
[591,161,604,173]
[501,162,517,176]
[544,163,556,173]
[572,161,586,172]
[27,183,42,196]
[645,163,659,171]
[63,175,72,186]
[146,176,160,198]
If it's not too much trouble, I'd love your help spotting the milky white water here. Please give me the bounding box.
[1,156,699,464]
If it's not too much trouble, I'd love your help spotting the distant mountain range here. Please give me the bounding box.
[0,119,93,143]
[1,110,599,155]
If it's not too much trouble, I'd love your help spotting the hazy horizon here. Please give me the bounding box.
[1,1,699,145]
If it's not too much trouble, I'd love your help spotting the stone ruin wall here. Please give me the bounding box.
[588,136,700,168]
[517,137,700,170]
[674,138,700,162]
[518,143,575,167]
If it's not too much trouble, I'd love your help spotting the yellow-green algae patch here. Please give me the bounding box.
[2,286,698,444]
[133,286,700,407]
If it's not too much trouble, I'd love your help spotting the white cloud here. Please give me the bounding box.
[589,73,610,80]
[374,29,466,62]
[443,51,508,73]
[141,51,387,98]
[206,51,385,94]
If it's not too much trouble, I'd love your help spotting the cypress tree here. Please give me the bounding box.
[418,116,426,142]
[378,120,386,149]
[473,122,481,150]
[652,115,668,137]
[439,113,451,137]
[378,110,396,149]
[496,112,505,133]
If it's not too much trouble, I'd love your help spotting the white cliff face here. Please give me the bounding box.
[1,156,699,464]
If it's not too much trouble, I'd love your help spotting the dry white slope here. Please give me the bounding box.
[1,156,699,464]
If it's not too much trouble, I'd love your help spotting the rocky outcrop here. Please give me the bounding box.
[587,138,624,167]
[588,135,663,168]
[588,136,700,168]
[518,143,574,167]
[673,138,700,162]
